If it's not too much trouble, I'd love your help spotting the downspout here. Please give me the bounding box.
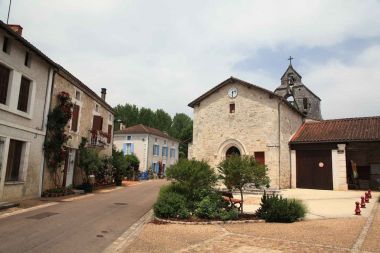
[39,68,55,196]
[278,100,281,190]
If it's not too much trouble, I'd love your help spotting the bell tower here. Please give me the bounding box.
[274,57,322,120]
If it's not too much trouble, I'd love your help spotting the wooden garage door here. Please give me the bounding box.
[296,150,333,190]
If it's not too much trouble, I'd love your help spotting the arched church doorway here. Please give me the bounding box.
[226,146,240,157]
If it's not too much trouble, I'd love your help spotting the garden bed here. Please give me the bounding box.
[42,188,74,198]
[153,213,263,225]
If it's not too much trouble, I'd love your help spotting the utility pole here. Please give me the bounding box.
[6,0,12,24]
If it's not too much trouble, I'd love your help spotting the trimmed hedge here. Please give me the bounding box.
[153,185,190,219]
[255,192,307,223]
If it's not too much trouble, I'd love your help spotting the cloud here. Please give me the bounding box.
[1,0,380,118]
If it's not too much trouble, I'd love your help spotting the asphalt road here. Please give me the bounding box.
[0,180,167,253]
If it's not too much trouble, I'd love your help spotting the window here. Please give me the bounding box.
[162,147,168,157]
[164,140,167,145]
[254,152,265,165]
[155,138,158,142]
[303,98,308,110]
[24,51,31,67]
[71,104,80,132]
[75,90,81,101]
[170,148,176,158]
[229,103,235,113]
[153,144,160,156]
[17,76,31,112]
[2,36,10,54]
[0,64,10,105]
[108,113,112,121]
[5,139,25,181]
[127,135,132,141]
[92,115,103,131]
[95,104,99,112]
[122,143,133,155]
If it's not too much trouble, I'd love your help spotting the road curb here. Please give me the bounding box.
[154,216,265,225]
[102,209,154,253]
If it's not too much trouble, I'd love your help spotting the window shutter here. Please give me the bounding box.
[71,105,80,132]
[17,77,31,112]
[254,152,265,165]
[92,115,103,131]
[107,124,112,143]
[122,143,127,156]
[0,64,10,104]
[131,143,134,154]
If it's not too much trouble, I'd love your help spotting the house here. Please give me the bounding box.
[114,124,179,175]
[0,22,56,201]
[188,63,380,191]
[41,67,115,190]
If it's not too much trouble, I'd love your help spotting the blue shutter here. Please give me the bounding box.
[158,145,160,156]
[122,143,127,156]
[155,163,159,173]
[131,143,134,154]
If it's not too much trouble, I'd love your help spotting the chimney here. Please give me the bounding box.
[119,123,125,131]
[8,24,23,36]
[101,88,106,100]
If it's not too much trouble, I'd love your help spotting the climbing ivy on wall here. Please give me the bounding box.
[44,91,73,188]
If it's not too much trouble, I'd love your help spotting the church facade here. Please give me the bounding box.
[188,64,316,189]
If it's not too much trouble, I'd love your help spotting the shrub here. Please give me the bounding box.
[220,208,239,221]
[78,138,103,184]
[255,192,307,223]
[195,192,225,219]
[154,186,190,219]
[166,159,217,206]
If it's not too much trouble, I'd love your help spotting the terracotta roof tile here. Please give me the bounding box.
[114,124,179,142]
[290,116,380,144]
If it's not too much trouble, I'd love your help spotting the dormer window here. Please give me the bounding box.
[24,51,31,67]
[2,36,11,54]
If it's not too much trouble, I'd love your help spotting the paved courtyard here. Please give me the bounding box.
[125,190,380,253]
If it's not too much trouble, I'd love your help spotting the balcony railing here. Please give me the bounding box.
[89,129,110,147]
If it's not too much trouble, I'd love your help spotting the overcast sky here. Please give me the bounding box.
[1,0,380,119]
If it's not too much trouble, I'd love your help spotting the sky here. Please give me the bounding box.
[1,0,380,119]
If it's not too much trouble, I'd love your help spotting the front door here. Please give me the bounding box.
[296,150,333,190]
[63,148,76,187]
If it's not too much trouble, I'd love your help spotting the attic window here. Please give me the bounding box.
[229,103,235,113]
[303,98,308,110]
[2,36,10,54]
[24,51,31,67]
[75,90,81,100]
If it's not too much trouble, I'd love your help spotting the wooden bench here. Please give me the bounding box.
[219,191,243,211]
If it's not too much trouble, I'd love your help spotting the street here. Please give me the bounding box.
[0,180,166,253]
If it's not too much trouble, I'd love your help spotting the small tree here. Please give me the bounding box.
[78,138,103,185]
[166,159,217,207]
[125,154,140,180]
[218,155,270,213]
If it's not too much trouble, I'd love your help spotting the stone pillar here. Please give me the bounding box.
[331,144,348,191]
[290,150,297,188]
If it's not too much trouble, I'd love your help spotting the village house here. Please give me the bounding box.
[188,63,380,191]
[114,124,179,176]
[0,22,56,201]
[41,68,115,190]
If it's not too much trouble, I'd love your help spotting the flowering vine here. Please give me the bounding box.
[44,91,74,188]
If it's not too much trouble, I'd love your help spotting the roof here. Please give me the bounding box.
[280,64,302,80]
[188,76,304,116]
[290,116,380,144]
[57,67,115,114]
[0,20,57,67]
[0,20,114,114]
[114,124,179,142]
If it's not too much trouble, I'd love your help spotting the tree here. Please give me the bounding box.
[218,155,270,213]
[139,107,155,127]
[125,154,140,180]
[114,103,139,129]
[170,113,193,158]
[78,138,103,185]
[154,109,172,132]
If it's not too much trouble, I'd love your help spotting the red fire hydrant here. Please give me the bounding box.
[361,196,366,208]
[368,189,372,199]
[365,193,370,203]
[355,201,361,215]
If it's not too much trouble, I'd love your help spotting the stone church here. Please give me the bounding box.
[188,63,380,191]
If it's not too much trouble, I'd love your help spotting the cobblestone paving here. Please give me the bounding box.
[177,232,352,253]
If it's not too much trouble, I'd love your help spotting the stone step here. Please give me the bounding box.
[0,201,20,211]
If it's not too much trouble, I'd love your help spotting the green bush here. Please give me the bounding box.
[154,186,190,219]
[195,192,225,219]
[255,192,307,223]
[166,159,217,207]
[220,209,239,221]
